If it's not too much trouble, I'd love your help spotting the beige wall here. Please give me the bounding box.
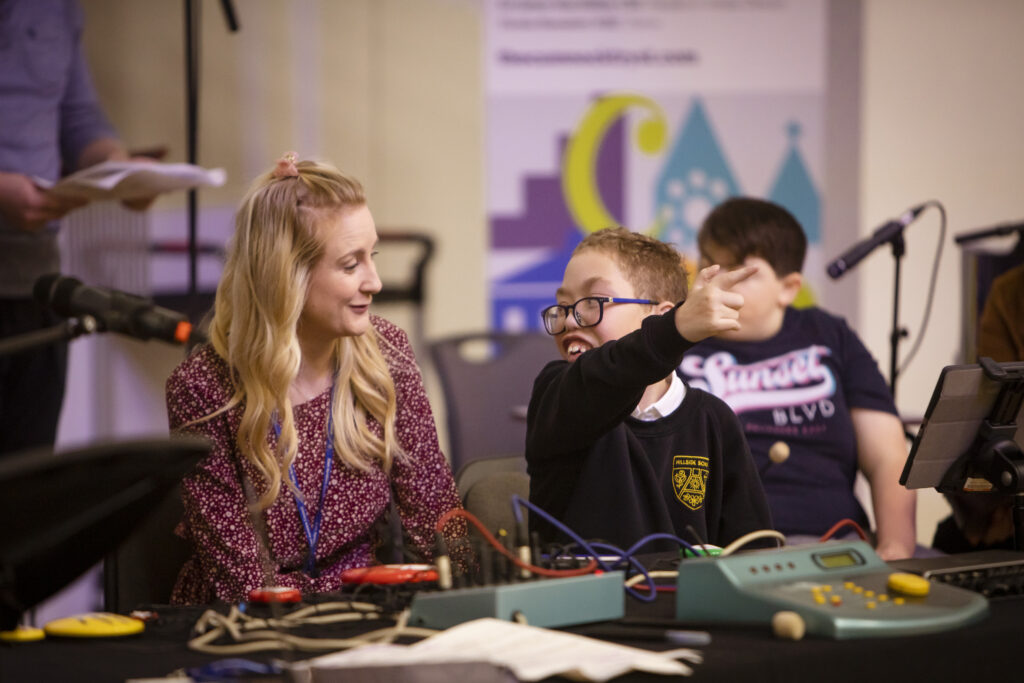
[860,0,1024,416]
[78,0,1024,544]
[82,0,486,340]
[860,0,1024,541]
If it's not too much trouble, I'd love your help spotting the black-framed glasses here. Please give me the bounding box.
[540,296,656,335]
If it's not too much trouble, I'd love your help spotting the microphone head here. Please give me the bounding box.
[48,276,86,318]
[826,260,846,280]
[33,273,65,308]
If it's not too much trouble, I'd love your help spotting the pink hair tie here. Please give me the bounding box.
[273,151,300,178]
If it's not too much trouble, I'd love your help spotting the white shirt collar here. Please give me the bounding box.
[631,371,686,422]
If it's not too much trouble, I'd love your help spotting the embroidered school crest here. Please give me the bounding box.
[672,455,709,510]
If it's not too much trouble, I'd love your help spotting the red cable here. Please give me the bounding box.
[818,518,869,542]
[436,508,598,578]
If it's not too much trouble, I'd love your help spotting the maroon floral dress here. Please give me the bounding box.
[166,316,464,604]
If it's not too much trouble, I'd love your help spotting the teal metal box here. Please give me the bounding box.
[408,571,625,629]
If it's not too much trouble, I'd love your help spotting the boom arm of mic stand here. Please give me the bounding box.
[0,316,99,358]
[954,221,1024,245]
[218,0,240,31]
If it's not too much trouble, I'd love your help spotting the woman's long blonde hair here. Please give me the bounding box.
[209,159,401,509]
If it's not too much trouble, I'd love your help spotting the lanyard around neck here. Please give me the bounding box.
[273,393,334,578]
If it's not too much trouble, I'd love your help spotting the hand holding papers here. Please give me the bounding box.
[37,160,226,203]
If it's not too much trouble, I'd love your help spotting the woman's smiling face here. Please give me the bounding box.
[298,204,382,344]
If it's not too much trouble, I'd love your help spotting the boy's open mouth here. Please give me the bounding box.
[563,338,593,361]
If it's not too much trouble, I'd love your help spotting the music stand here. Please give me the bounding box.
[900,359,1024,550]
[0,436,209,630]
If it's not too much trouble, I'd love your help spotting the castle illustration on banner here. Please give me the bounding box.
[490,95,821,332]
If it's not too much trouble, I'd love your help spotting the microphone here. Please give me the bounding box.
[33,274,203,346]
[826,204,927,279]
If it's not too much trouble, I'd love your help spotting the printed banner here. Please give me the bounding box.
[486,0,827,331]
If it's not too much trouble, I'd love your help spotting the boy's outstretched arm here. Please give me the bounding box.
[674,264,757,342]
[853,407,917,560]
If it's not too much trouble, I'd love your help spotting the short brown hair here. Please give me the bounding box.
[574,227,688,303]
[698,197,807,276]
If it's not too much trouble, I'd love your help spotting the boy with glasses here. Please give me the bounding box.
[527,227,773,550]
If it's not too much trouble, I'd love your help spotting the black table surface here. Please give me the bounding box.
[1,589,1021,682]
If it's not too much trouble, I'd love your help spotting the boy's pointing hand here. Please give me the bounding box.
[675,264,757,342]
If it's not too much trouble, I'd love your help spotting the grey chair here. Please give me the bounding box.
[429,332,556,474]
[456,456,530,536]
[103,483,190,612]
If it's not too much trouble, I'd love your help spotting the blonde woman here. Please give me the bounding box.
[166,154,464,604]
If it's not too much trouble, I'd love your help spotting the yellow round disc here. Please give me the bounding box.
[43,612,144,638]
[886,572,930,597]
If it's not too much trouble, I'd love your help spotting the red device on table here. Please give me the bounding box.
[341,564,438,584]
[248,586,302,603]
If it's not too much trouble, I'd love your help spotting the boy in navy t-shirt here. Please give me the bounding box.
[526,228,772,551]
[678,198,916,560]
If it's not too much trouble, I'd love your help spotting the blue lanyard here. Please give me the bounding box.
[273,397,334,578]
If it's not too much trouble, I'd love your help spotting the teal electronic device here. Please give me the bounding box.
[675,541,989,639]
[408,571,624,629]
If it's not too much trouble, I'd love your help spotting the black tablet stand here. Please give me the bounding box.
[935,359,1024,551]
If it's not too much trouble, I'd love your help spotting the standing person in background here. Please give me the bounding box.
[0,0,146,456]
[932,261,1024,554]
[166,155,466,604]
[679,197,917,561]
[977,262,1024,363]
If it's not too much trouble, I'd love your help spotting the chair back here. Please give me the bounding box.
[457,456,530,536]
[429,332,556,473]
[103,484,189,611]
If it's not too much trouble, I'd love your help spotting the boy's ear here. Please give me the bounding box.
[778,271,803,306]
[655,300,675,315]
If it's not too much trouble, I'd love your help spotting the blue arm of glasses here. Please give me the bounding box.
[606,297,656,305]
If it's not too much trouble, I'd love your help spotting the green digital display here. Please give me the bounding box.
[814,550,864,570]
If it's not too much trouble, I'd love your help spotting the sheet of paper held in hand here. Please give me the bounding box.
[36,161,226,201]
[298,618,702,682]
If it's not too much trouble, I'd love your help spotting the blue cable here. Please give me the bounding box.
[510,495,702,602]
[622,532,701,558]
[186,658,283,681]
[585,541,658,602]
[510,495,612,570]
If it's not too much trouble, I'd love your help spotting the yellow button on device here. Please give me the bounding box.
[887,572,930,597]
[44,612,144,638]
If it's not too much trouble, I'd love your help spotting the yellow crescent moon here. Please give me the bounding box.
[562,94,668,235]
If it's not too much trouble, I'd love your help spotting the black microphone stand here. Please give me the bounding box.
[182,0,238,320]
[0,317,99,358]
[888,233,909,401]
